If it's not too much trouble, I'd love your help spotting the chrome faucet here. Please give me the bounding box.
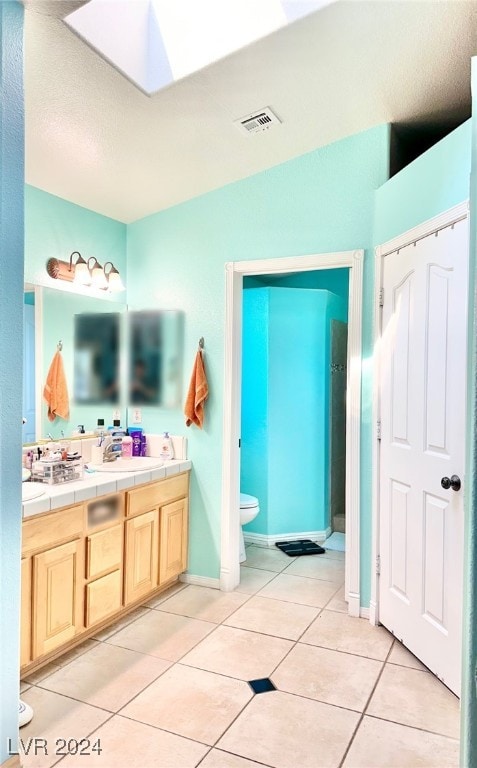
[102,439,120,463]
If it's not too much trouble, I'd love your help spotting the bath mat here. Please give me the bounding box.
[275,539,325,557]
[324,532,345,552]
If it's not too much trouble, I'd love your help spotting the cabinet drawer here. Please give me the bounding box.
[85,570,122,627]
[86,524,123,580]
[86,494,123,530]
[127,474,188,517]
[23,505,84,557]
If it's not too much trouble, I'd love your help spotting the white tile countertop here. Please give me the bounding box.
[22,459,192,519]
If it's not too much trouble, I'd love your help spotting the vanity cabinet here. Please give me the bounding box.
[124,510,159,604]
[32,538,84,658]
[20,470,189,676]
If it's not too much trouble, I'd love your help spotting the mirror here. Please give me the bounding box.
[23,285,184,444]
[23,285,127,444]
[74,312,121,405]
[128,311,184,408]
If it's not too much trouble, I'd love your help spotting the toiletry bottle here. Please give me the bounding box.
[122,435,133,459]
[159,432,174,461]
[140,433,147,457]
[94,418,105,436]
[129,428,143,457]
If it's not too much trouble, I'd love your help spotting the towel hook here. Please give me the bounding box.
[57,340,63,351]
[198,337,205,350]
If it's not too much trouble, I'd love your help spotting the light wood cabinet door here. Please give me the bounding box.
[21,558,32,667]
[32,539,84,659]
[159,498,188,585]
[124,510,158,605]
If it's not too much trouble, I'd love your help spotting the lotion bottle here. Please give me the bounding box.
[159,432,174,461]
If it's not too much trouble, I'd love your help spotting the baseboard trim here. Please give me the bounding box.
[368,599,378,626]
[359,607,370,620]
[179,573,220,589]
[244,528,332,548]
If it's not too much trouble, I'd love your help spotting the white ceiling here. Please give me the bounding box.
[24,0,477,223]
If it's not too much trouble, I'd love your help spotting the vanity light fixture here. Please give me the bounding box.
[104,262,125,292]
[46,252,126,293]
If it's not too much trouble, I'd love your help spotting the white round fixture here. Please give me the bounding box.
[239,493,260,563]
[19,699,33,727]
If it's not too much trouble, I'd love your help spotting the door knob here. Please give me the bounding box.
[441,475,461,492]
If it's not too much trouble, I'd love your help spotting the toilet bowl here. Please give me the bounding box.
[240,493,260,563]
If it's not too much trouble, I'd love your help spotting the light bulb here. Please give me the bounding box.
[74,260,91,286]
[92,264,107,289]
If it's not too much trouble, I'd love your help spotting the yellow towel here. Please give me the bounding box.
[43,351,70,422]
[184,350,208,428]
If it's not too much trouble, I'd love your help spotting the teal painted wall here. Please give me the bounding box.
[461,61,477,768]
[25,184,127,300]
[245,266,350,297]
[0,2,24,760]
[375,120,472,244]
[127,124,390,582]
[241,285,347,537]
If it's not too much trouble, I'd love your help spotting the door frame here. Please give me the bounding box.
[370,201,469,626]
[220,249,364,617]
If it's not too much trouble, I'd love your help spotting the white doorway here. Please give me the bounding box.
[373,203,469,695]
[220,250,364,617]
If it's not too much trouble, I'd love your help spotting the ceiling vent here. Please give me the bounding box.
[234,107,281,136]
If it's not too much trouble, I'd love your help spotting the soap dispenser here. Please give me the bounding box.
[159,432,174,461]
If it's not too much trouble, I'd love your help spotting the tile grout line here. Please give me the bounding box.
[337,638,396,767]
[48,712,117,768]
[364,712,462,741]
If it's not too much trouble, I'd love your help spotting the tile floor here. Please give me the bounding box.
[18,544,460,768]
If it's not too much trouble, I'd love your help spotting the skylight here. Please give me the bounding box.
[64,0,332,96]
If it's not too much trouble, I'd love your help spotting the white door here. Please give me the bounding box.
[379,216,468,695]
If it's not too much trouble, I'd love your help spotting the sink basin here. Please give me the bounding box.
[91,457,164,473]
[22,483,47,502]
[22,468,31,482]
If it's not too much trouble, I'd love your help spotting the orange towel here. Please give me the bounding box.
[43,351,70,422]
[184,350,208,428]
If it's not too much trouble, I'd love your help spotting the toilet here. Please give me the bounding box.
[240,493,260,563]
